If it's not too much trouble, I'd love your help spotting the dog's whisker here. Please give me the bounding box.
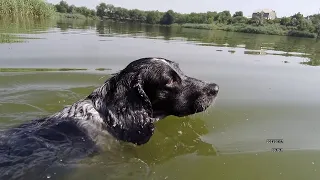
[99,76,106,81]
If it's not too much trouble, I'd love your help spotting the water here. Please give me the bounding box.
[1,19,320,180]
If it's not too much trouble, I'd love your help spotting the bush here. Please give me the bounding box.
[182,23,214,30]
[0,0,55,18]
[287,30,317,38]
[56,13,86,19]
[56,12,99,20]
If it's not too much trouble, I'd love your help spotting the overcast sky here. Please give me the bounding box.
[47,0,320,17]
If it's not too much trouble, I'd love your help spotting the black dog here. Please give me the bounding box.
[0,57,219,180]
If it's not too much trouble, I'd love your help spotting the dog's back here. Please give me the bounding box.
[0,117,98,180]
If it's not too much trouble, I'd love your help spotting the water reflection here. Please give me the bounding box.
[1,18,320,66]
[60,115,218,180]
[1,18,320,180]
[94,20,320,66]
[135,115,218,165]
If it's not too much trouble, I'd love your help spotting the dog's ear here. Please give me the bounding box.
[132,77,153,116]
[103,76,155,145]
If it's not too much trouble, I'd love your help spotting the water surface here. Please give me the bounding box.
[1,19,320,180]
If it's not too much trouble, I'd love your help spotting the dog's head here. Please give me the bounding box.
[89,57,219,145]
[126,57,219,118]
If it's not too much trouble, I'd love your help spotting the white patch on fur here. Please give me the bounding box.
[49,98,112,146]
[151,58,169,65]
[151,58,184,79]
[214,85,219,92]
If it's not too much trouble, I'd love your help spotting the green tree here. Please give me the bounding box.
[297,19,314,32]
[138,11,147,22]
[316,24,320,36]
[174,13,187,24]
[114,7,129,20]
[160,10,175,25]
[96,3,107,18]
[280,17,291,26]
[105,4,116,19]
[290,12,304,26]
[310,14,320,25]
[231,16,248,24]
[90,9,96,17]
[55,0,69,13]
[249,16,262,26]
[207,11,217,23]
[273,18,281,24]
[146,11,161,24]
[186,12,205,23]
[215,11,231,23]
[233,11,243,17]
[292,12,304,21]
[76,6,92,17]
[207,17,214,24]
[129,9,141,21]
[67,5,76,13]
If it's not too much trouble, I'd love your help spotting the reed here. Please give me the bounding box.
[0,68,88,72]
[0,0,55,19]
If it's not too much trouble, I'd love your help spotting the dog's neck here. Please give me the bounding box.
[87,77,156,145]
[49,76,157,145]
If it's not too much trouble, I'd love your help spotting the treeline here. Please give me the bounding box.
[4,0,318,38]
[53,0,96,19]
[94,3,254,26]
[94,3,320,38]
[95,3,234,25]
[52,1,320,38]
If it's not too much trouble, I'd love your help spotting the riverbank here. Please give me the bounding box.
[181,23,318,38]
[0,68,112,72]
[97,19,318,39]
[1,1,319,39]
[92,3,320,39]
[55,12,99,21]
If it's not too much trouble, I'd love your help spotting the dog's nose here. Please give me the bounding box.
[206,83,219,96]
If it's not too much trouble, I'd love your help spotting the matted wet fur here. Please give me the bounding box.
[0,57,219,180]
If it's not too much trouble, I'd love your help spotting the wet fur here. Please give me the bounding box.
[0,57,219,180]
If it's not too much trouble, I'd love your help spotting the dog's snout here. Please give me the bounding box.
[206,83,219,96]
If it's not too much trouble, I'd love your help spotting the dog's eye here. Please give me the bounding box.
[166,78,179,88]
[167,79,173,85]
[165,79,174,87]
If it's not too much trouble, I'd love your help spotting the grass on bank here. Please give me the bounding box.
[0,68,88,72]
[55,12,99,21]
[0,33,45,43]
[95,68,111,71]
[0,68,114,72]
[182,23,318,38]
[0,33,24,43]
[0,0,55,19]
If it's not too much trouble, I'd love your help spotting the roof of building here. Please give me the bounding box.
[253,9,275,13]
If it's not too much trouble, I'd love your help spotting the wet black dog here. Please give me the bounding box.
[0,57,219,180]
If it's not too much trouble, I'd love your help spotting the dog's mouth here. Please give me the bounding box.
[190,94,217,115]
[151,90,218,120]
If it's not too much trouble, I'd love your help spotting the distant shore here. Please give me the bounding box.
[1,0,319,38]
[181,23,318,38]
